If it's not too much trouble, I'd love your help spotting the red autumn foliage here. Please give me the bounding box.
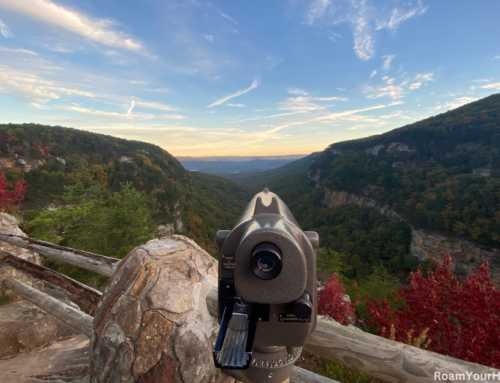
[0,172,27,212]
[367,255,500,368]
[318,274,358,325]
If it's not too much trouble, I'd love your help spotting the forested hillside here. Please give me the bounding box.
[311,93,500,247]
[0,124,252,257]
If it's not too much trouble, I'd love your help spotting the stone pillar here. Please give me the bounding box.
[91,235,236,383]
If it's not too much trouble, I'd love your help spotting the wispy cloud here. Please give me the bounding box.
[0,17,13,38]
[61,105,185,120]
[370,70,377,78]
[382,55,396,70]
[205,34,214,42]
[375,3,428,30]
[227,103,245,107]
[134,100,177,111]
[306,0,330,26]
[208,79,259,107]
[313,96,349,101]
[304,0,427,61]
[481,82,500,90]
[365,71,434,99]
[472,78,492,83]
[0,46,37,55]
[0,64,95,103]
[287,88,309,96]
[0,0,145,53]
[279,96,325,113]
[217,10,238,25]
[409,72,434,89]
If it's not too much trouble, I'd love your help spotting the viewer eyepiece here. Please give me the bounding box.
[251,242,282,280]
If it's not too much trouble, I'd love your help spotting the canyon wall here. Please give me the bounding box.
[322,189,500,287]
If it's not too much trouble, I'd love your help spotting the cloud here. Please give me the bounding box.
[127,100,135,115]
[313,96,349,101]
[429,97,478,112]
[365,71,434,99]
[370,70,377,78]
[414,72,434,82]
[304,0,427,61]
[279,96,325,113]
[0,64,95,103]
[205,34,214,42]
[217,10,237,25]
[145,87,169,93]
[287,88,309,96]
[42,44,74,53]
[129,80,149,85]
[134,100,177,111]
[61,105,185,120]
[0,46,37,55]
[0,0,144,53]
[382,55,396,70]
[472,78,492,83]
[376,2,428,30]
[0,18,13,37]
[493,56,500,60]
[226,103,245,107]
[481,82,500,90]
[208,79,259,107]
[306,0,331,26]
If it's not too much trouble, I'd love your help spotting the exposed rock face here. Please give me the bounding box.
[90,235,235,383]
[366,144,385,157]
[387,142,410,153]
[322,189,500,288]
[0,156,46,173]
[0,213,41,298]
[0,334,90,382]
[323,189,407,223]
[473,168,492,178]
[411,229,500,283]
[0,300,77,359]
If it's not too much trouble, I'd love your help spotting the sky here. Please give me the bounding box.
[0,0,499,157]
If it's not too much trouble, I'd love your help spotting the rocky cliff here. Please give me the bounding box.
[321,189,500,287]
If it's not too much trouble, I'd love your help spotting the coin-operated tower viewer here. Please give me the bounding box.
[213,189,318,383]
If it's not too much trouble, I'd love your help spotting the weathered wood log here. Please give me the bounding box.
[3,277,94,337]
[0,251,102,315]
[207,286,500,383]
[223,366,338,383]
[0,230,119,277]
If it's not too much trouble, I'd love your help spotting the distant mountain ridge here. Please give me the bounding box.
[177,154,307,162]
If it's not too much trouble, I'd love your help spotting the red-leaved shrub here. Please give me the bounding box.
[318,274,358,325]
[367,255,500,368]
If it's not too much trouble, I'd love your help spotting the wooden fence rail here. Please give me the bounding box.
[0,251,102,314]
[0,230,119,277]
[3,277,94,337]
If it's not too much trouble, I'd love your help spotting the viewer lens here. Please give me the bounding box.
[258,255,275,272]
[251,243,282,280]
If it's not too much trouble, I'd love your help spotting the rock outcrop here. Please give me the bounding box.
[0,300,77,359]
[91,235,235,383]
[0,334,90,382]
[321,189,500,287]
